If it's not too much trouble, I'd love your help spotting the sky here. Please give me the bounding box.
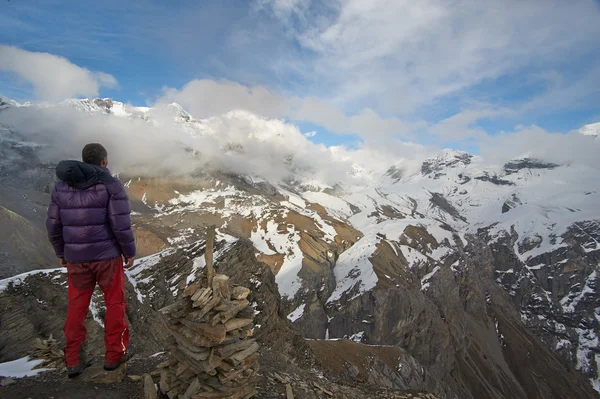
[1,0,600,152]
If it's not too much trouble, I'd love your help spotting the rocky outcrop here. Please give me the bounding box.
[473,173,515,186]
[308,339,441,393]
[504,158,560,173]
[484,219,600,394]
[501,194,521,214]
[421,152,472,179]
[318,226,598,399]
[429,193,466,222]
[0,268,170,363]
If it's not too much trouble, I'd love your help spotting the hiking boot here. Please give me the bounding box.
[104,344,136,371]
[67,346,91,378]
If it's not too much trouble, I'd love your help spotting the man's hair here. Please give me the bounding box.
[82,143,108,166]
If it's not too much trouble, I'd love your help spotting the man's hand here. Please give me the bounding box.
[123,256,135,269]
[59,258,67,267]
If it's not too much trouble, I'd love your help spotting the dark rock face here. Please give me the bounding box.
[0,127,58,277]
[504,158,560,173]
[0,269,169,363]
[421,153,473,178]
[474,173,515,186]
[482,220,600,393]
[93,98,113,110]
[320,228,598,399]
[0,240,442,399]
[429,193,466,222]
[457,173,471,184]
[308,339,442,393]
[386,166,404,182]
[501,194,521,214]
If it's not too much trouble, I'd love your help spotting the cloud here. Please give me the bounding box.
[254,0,310,20]
[2,1,599,147]
[0,102,362,184]
[0,45,118,101]
[428,106,514,141]
[159,79,289,119]
[258,0,600,115]
[1,100,597,193]
[157,79,412,139]
[479,125,600,169]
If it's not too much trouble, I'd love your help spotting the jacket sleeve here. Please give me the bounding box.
[46,187,65,258]
[107,180,136,258]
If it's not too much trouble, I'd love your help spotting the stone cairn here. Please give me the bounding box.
[152,227,259,399]
[28,334,64,369]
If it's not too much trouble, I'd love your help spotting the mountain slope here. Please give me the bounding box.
[0,97,599,397]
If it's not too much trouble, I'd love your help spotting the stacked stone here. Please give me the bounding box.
[156,274,258,399]
[28,334,64,369]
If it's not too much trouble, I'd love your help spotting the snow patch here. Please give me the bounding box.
[302,191,353,220]
[187,256,206,285]
[0,268,66,292]
[287,304,306,322]
[348,331,365,343]
[274,226,304,299]
[561,271,597,313]
[0,357,50,378]
[89,294,105,328]
[421,266,441,292]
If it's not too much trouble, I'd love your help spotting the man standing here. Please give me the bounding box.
[46,143,136,378]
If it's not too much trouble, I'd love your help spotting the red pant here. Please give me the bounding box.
[64,256,130,367]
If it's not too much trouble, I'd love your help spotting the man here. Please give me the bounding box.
[46,143,136,378]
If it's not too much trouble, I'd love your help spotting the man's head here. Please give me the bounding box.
[82,143,108,167]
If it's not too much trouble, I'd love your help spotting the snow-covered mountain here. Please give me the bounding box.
[0,97,599,398]
[579,122,600,137]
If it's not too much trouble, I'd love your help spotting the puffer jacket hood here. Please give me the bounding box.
[46,160,136,263]
[56,160,112,190]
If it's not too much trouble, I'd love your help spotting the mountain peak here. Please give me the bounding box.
[166,102,193,122]
[0,95,23,109]
[421,149,473,177]
[578,122,600,137]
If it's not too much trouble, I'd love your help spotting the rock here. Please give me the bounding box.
[183,283,202,298]
[504,158,559,173]
[502,194,522,214]
[81,363,127,384]
[129,374,143,381]
[1,378,17,386]
[474,173,515,186]
[231,286,250,300]
[141,374,158,399]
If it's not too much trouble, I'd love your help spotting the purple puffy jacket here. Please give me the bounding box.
[46,160,136,263]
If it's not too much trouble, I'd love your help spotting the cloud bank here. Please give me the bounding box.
[0,45,117,101]
[257,0,600,115]
[158,79,412,139]
[0,102,371,184]
[0,101,597,188]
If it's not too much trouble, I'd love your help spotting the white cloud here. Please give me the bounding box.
[0,45,117,101]
[2,99,597,191]
[255,0,310,20]
[479,125,600,169]
[157,79,412,139]
[428,106,513,141]
[260,0,600,114]
[0,102,392,185]
[159,79,289,119]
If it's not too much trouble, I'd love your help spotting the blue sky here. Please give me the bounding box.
[1,0,599,151]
